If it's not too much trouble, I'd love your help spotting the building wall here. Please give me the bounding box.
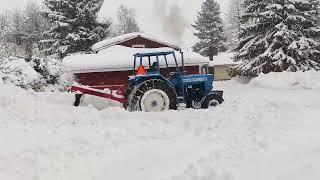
[209,65,232,81]
[76,66,200,87]
[118,37,178,49]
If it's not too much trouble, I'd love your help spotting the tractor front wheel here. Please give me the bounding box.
[201,93,224,109]
[191,99,202,109]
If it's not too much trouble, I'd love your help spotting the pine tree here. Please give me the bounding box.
[41,0,110,58]
[232,0,320,77]
[192,0,225,61]
[310,0,320,27]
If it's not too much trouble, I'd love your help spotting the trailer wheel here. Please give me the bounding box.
[201,93,224,109]
[126,79,177,112]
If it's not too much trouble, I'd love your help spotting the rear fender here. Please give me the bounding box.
[130,74,174,88]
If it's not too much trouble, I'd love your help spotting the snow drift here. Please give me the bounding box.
[0,57,73,91]
[0,57,43,90]
[0,71,320,180]
[250,71,320,90]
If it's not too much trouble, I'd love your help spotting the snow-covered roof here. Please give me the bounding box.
[63,46,209,73]
[92,33,181,52]
[208,53,240,66]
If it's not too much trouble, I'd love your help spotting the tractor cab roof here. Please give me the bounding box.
[133,51,176,58]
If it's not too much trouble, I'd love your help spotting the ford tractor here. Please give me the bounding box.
[71,50,224,112]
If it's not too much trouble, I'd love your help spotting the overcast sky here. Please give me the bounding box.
[0,0,229,48]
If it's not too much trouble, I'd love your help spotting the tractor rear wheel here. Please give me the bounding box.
[201,93,224,109]
[126,79,177,112]
[140,89,170,112]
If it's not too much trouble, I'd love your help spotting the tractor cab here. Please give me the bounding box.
[125,50,224,112]
[130,51,186,94]
[132,51,183,76]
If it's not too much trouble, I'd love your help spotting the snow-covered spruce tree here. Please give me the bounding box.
[232,0,320,77]
[192,0,226,61]
[309,0,320,30]
[41,0,110,58]
[29,57,73,91]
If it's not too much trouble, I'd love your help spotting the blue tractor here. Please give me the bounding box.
[124,50,224,112]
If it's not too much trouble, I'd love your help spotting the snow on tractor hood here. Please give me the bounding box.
[63,45,209,73]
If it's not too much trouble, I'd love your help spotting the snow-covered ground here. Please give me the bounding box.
[0,71,320,180]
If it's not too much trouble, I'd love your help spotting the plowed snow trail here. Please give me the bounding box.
[0,72,320,180]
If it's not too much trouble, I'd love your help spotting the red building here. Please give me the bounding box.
[64,33,209,87]
[92,33,181,52]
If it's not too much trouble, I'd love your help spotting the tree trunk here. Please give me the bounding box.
[208,46,218,61]
[213,47,218,56]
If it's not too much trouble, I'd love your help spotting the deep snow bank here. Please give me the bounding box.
[0,57,42,90]
[0,71,320,180]
[249,71,320,90]
[0,57,73,91]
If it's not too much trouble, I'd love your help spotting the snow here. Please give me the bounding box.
[208,53,240,66]
[250,70,320,90]
[0,57,43,90]
[63,46,209,73]
[92,33,181,52]
[0,71,320,180]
